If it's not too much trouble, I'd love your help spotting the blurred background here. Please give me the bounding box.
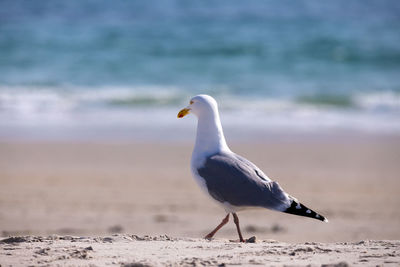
[0,0,399,140]
[0,1,399,242]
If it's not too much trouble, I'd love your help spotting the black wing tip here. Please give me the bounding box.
[284,200,328,222]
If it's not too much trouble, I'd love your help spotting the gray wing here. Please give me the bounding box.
[197,152,292,211]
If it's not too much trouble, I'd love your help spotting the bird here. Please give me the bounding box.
[177,94,327,242]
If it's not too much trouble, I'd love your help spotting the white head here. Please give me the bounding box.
[178,94,229,155]
[177,94,219,119]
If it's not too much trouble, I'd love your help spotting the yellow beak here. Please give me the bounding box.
[177,108,190,118]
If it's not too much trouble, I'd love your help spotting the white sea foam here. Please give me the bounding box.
[354,91,400,111]
[0,86,399,140]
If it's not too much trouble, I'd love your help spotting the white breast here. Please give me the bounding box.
[190,153,209,195]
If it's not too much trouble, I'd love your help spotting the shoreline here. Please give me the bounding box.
[1,127,400,144]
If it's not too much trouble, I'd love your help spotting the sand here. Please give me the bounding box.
[1,235,399,266]
[0,135,400,265]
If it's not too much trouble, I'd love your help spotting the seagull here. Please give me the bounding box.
[177,94,327,242]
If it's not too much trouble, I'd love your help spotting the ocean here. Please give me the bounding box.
[1,0,400,141]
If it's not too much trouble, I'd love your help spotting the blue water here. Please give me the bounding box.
[1,0,400,139]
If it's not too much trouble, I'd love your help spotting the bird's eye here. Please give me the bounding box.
[190,100,194,104]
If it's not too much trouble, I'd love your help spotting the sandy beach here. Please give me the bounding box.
[1,135,399,265]
[1,235,399,266]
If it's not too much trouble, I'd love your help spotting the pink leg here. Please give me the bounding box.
[232,213,245,242]
[205,214,230,239]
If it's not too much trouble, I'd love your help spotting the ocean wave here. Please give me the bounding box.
[0,86,189,114]
[354,91,400,111]
[1,86,399,114]
[0,85,399,137]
